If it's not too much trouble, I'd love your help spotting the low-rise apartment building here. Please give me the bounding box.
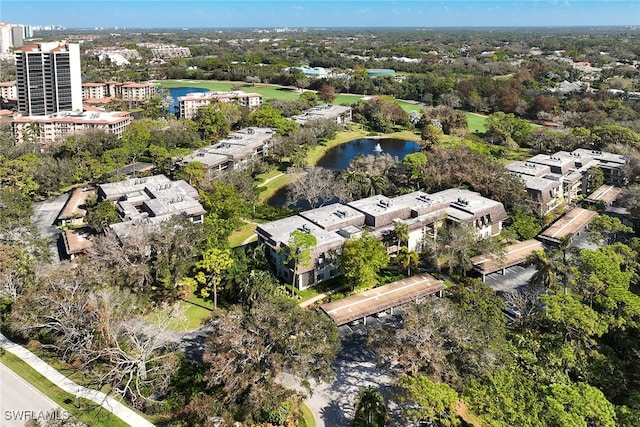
[0,81,17,100]
[97,174,206,240]
[256,188,507,290]
[12,110,131,144]
[508,149,627,215]
[181,127,275,173]
[291,104,353,126]
[82,82,107,100]
[177,91,263,119]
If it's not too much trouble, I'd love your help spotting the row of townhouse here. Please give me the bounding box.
[508,149,627,216]
[256,188,507,290]
[177,90,263,119]
[180,127,276,174]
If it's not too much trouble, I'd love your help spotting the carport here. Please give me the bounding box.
[319,273,446,326]
[471,239,544,282]
[538,207,597,245]
[584,184,622,205]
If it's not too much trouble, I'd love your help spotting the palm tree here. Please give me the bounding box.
[353,387,388,427]
[393,221,409,255]
[397,246,419,276]
[527,249,571,294]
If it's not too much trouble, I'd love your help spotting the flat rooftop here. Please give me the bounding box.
[585,185,623,205]
[299,203,366,232]
[507,161,551,177]
[256,215,345,249]
[319,273,446,326]
[471,239,544,276]
[538,207,598,243]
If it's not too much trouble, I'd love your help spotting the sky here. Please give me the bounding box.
[1,1,638,29]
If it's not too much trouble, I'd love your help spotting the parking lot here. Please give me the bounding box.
[482,264,537,295]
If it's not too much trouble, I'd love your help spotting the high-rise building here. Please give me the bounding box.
[15,42,82,116]
[11,26,24,48]
[0,24,11,53]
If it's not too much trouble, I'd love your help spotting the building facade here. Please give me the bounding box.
[257,188,507,290]
[15,42,83,116]
[177,91,263,119]
[181,127,276,174]
[508,149,627,216]
[12,110,131,144]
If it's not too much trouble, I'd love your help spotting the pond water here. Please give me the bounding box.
[267,138,419,206]
[167,87,210,114]
[315,138,419,170]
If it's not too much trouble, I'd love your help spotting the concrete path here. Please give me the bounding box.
[0,333,154,427]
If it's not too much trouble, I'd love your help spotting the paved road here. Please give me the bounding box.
[0,333,154,427]
[0,363,68,427]
[280,323,398,427]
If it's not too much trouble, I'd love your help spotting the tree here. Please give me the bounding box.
[397,246,419,276]
[283,230,317,294]
[340,231,390,291]
[393,221,409,254]
[509,207,542,240]
[485,111,532,148]
[193,102,231,141]
[353,387,388,427]
[203,296,338,423]
[85,200,118,232]
[542,383,616,427]
[396,374,459,426]
[588,215,633,245]
[420,124,444,150]
[319,84,337,104]
[190,247,234,310]
[286,167,344,209]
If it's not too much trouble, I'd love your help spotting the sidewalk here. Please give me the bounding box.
[0,333,154,427]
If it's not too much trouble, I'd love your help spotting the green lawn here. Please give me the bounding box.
[228,220,258,247]
[300,402,316,427]
[159,80,425,113]
[158,80,304,102]
[257,172,292,203]
[0,353,131,427]
[465,112,488,134]
[144,294,213,332]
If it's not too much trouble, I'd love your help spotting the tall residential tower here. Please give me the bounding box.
[15,42,82,115]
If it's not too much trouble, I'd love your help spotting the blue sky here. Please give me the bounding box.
[1,1,638,29]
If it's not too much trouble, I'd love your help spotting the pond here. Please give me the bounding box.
[315,138,420,170]
[267,137,420,207]
[167,87,210,115]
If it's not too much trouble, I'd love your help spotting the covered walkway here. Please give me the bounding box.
[319,273,446,326]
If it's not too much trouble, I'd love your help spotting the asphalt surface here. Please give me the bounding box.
[0,363,68,427]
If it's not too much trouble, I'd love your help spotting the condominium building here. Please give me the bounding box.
[257,189,507,290]
[97,174,206,241]
[508,149,627,215]
[291,104,353,126]
[12,110,131,144]
[0,81,17,100]
[181,127,275,173]
[15,42,83,116]
[82,83,107,100]
[177,91,263,119]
